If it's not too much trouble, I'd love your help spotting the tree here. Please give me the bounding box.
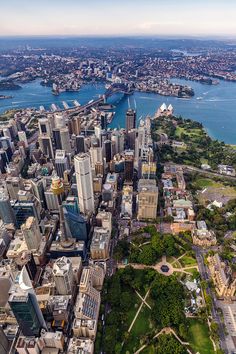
[155,334,188,354]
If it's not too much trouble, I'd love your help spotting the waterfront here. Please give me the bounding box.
[1,78,236,144]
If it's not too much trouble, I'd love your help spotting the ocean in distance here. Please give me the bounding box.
[0,78,236,144]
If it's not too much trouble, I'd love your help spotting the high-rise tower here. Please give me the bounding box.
[74,153,94,215]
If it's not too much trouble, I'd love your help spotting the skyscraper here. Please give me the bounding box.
[18,131,28,148]
[21,216,42,251]
[103,140,112,163]
[8,266,47,337]
[0,190,16,225]
[75,135,86,154]
[124,150,134,182]
[55,150,69,178]
[60,127,71,153]
[74,153,94,215]
[126,109,136,132]
[38,134,54,159]
[52,256,74,295]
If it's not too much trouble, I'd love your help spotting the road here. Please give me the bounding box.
[179,164,236,181]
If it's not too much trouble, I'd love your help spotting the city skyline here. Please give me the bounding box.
[1,0,236,37]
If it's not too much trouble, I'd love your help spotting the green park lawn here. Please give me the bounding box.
[193,177,223,189]
[122,304,152,353]
[180,255,197,267]
[188,318,214,354]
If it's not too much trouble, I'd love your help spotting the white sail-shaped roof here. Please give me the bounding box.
[160,103,167,112]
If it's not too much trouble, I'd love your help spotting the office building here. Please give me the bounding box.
[63,197,88,241]
[96,211,112,233]
[141,162,157,179]
[38,118,51,135]
[38,134,54,159]
[53,128,62,150]
[21,216,42,251]
[0,327,9,354]
[0,150,8,173]
[60,127,71,153]
[18,131,28,148]
[11,191,41,228]
[55,150,70,178]
[137,179,158,220]
[90,227,111,260]
[90,146,103,168]
[121,185,133,219]
[6,176,23,200]
[74,153,94,215]
[0,190,16,225]
[54,113,66,129]
[75,135,86,154]
[124,150,134,182]
[53,256,74,295]
[103,140,112,163]
[69,116,81,135]
[8,266,47,337]
[100,113,107,130]
[126,109,136,132]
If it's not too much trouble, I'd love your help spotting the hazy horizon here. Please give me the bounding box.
[1,0,236,37]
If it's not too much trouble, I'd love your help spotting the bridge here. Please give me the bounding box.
[51,82,133,115]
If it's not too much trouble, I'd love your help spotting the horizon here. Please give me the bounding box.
[1,0,236,37]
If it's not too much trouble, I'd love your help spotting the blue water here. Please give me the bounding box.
[0,78,236,144]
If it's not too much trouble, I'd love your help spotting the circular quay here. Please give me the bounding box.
[0,1,236,353]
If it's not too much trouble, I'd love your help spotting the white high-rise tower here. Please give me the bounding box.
[74,153,94,215]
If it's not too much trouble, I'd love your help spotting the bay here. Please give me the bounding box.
[0,78,236,144]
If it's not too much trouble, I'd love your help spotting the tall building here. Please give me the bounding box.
[8,266,47,337]
[75,135,86,154]
[21,216,42,251]
[38,118,51,135]
[11,191,41,228]
[18,131,28,148]
[55,150,69,178]
[60,127,71,153]
[74,153,94,215]
[69,116,81,135]
[100,113,107,130]
[103,140,112,163]
[0,327,9,354]
[90,147,103,168]
[124,150,134,182]
[63,196,88,241]
[126,109,136,132]
[53,128,62,150]
[38,134,54,159]
[137,179,158,220]
[52,256,74,295]
[0,190,16,225]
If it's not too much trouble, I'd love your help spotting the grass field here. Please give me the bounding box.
[180,255,197,267]
[193,177,223,189]
[122,304,152,353]
[188,318,214,354]
[175,126,203,139]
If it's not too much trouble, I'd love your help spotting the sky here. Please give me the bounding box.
[0,0,236,37]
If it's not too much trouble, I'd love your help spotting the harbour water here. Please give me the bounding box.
[0,78,236,144]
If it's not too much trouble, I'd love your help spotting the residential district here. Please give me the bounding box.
[0,92,235,354]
